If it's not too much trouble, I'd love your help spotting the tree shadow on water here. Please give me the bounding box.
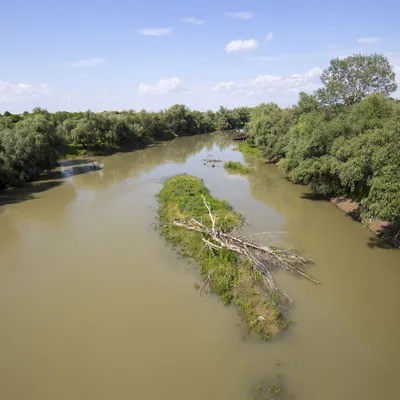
[300,192,331,201]
[367,224,400,250]
[58,159,95,168]
[0,160,102,209]
[40,162,100,181]
[0,180,63,209]
[301,192,400,250]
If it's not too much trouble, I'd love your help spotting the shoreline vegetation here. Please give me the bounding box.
[1,53,398,245]
[0,105,250,190]
[157,175,317,340]
[240,53,400,248]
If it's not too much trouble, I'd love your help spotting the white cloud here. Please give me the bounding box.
[211,81,238,93]
[265,32,273,42]
[306,66,323,79]
[387,52,400,85]
[0,81,50,103]
[137,77,184,96]
[252,74,282,86]
[357,37,379,44]
[225,11,253,20]
[226,39,259,53]
[205,66,323,101]
[136,28,172,36]
[182,17,205,26]
[250,66,322,95]
[70,58,105,68]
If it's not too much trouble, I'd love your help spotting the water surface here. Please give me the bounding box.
[1,132,399,400]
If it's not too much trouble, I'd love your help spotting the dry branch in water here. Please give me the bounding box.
[173,196,319,302]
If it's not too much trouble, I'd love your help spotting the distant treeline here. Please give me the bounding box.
[246,54,400,225]
[0,105,250,190]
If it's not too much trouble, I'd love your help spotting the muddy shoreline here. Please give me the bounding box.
[331,197,399,248]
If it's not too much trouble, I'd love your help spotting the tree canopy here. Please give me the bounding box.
[0,105,250,190]
[316,53,397,106]
[246,54,400,226]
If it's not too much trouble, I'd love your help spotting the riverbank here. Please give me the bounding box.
[64,138,162,159]
[331,198,400,248]
[236,142,399,249]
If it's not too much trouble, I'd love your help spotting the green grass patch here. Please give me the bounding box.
[66,144,108,159]
[224,161,250,175]
[156,175,288,339]
[234,142,262,157]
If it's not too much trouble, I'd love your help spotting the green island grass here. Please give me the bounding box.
[224,161,250,175]
[157,175,288,339]
[234,142,262,157]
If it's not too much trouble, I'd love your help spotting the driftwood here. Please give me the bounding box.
[233,133,248,141]
[173,196,319,301]
[270,156,282,164]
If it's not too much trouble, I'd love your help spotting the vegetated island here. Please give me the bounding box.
[224,161,250,175]
[157,175,318,340]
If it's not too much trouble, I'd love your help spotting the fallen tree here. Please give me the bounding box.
[157,175,318,339]
[173,197,318,300]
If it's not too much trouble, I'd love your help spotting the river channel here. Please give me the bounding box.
[1,132,399,400]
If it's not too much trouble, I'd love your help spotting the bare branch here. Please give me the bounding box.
[172,212,319,301]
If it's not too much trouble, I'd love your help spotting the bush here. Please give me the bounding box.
[224,161,250,175]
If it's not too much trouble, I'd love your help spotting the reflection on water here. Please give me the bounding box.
[0,132,399,400]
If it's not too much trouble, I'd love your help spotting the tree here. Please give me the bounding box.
[0,115,67,186]
[294,92,320,115]
[316,54,397,106]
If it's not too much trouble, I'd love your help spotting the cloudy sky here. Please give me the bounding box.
[1,0,400,113]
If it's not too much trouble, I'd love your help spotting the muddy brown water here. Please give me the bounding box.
[1,132,399,400]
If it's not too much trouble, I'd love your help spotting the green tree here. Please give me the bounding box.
[0,114,67,187]
[294,92,321,115]
[316,54,397,106]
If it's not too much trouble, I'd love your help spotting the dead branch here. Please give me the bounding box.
[173,197,319,301]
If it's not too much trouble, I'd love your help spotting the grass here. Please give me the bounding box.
[224,161,250,175]
[234,142,262,157]
[65,144,110,159]
[157,175,288,339]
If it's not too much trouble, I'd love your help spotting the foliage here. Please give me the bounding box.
[245,54,400,225]
[234,141,261,157]
[224,161,250,174]
[281,93,400,222]
[0,105,249,190]
[316,53,397,106]
[0,114,67,189]
[157,175,288,338]
[246,103,296,161]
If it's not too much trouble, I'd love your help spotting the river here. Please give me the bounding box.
[0,132,399,400]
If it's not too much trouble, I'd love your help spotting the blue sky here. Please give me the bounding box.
[1,0,400,113]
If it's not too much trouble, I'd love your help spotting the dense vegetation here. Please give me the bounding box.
[245,53,400,226]
[157,175,287,339]
[0,105,250,190]
[224,160,250,175]
[2,52,399,232]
